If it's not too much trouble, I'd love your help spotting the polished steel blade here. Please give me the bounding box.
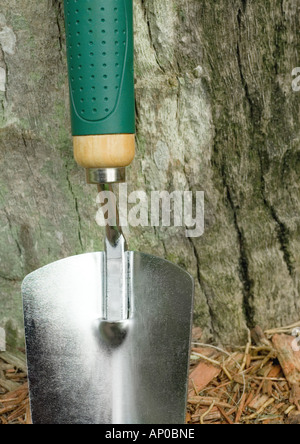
[22,252,194,424]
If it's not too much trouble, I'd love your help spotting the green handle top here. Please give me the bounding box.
[64,0,135,136]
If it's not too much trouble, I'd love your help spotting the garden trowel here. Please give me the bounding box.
[22,0,194,424]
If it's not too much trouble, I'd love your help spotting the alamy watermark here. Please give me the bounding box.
[95,184,204,238]
[0,327,6,352]
[292,67,300,92]
[292,328,300,352]
[291,71,300,350]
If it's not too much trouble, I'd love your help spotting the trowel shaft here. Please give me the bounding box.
[98,184,129,322]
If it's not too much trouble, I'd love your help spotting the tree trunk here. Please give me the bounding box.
[0,0,299,348]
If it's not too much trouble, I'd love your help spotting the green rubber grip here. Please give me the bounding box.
[64,0,135,136]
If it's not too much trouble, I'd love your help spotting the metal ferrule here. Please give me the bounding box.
[87,168,126,184]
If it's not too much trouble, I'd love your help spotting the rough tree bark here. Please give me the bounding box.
[0,0,299,348]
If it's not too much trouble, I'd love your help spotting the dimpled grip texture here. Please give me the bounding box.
[64,0,135,136]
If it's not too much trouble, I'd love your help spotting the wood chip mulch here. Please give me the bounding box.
[0,351,31,424]
[187,323,300,424]
[1,322,300,424]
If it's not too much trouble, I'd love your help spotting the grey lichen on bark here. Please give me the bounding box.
[0,0,299,348]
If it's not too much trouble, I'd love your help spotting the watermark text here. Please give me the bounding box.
[292,67,300,92]
[96,184,204,238]
[292,328,300,352]
[0,327,6,351]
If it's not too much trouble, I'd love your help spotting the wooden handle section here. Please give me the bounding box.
[73,134,135,169]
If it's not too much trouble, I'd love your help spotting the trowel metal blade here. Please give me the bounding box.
[22,252,194,424]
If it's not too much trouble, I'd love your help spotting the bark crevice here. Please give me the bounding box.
[2,208,22,257]
[140,0,166,73]
[259,157,295,279]
[188,237,215,338]
[223,172,255,329]
[51,0,64,60]
[65,164,84,252]
[0,274,20,283]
